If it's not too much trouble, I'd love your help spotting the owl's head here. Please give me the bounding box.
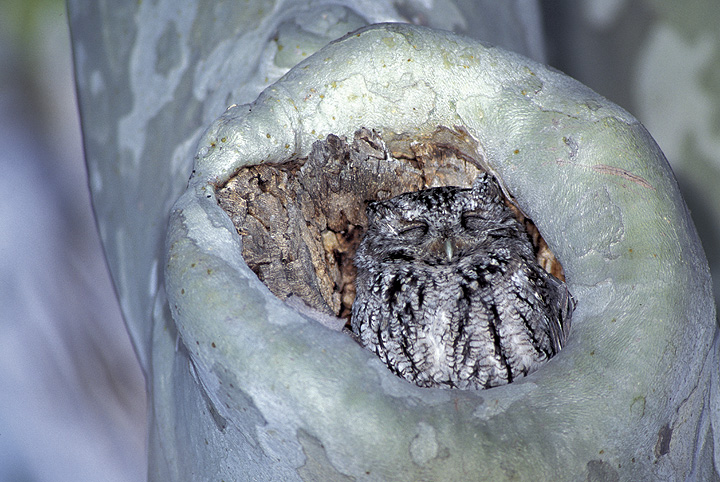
[361,173,518,265]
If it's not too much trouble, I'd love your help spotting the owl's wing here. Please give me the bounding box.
[540,270,575,353]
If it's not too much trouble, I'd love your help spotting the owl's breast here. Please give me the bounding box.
[400,269,476,379]
[414,307,454,376]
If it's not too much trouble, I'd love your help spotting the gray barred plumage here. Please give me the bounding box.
[351,173,574,389]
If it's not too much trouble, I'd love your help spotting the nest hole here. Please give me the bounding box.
[216,126,565,323]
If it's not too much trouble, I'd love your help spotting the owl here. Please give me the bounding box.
[351,173,574,390]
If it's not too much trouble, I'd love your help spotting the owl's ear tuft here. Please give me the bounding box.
[471,173,500,199]
[365,200,395,225]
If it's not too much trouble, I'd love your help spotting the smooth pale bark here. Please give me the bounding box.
[69,1,718,480]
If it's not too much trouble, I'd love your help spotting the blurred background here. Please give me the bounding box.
[0,1,717,480]
[0,1,146,481]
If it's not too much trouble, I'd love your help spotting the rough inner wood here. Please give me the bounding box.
[216,127,564,321]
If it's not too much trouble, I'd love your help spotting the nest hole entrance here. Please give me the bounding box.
[216,127,564,323]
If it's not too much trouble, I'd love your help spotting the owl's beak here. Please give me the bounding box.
[445,238,454,262]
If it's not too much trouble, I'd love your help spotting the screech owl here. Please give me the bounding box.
[351,173,574,390]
